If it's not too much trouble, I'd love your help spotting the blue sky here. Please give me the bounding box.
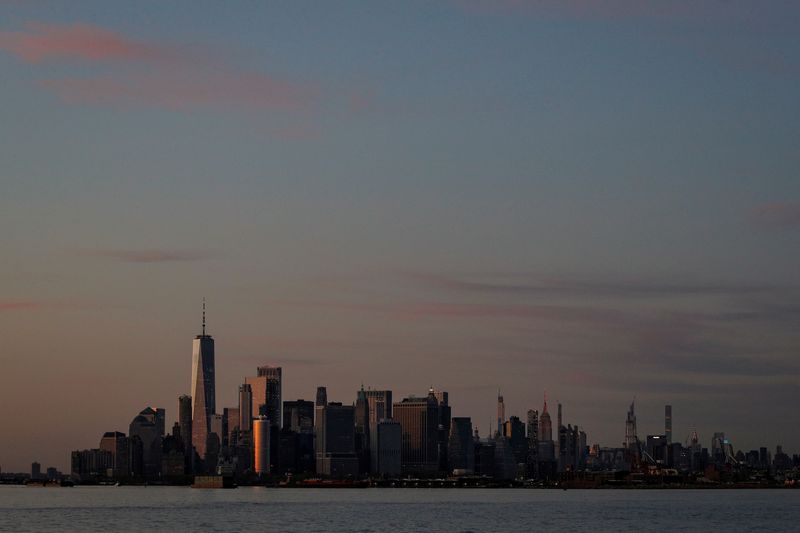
[1,1,799,471]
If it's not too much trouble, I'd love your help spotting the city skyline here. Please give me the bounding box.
[1,2,799,473]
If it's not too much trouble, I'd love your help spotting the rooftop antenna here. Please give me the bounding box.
[202,297,206,336]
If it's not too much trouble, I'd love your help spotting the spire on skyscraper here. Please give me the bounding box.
[202,297,206,336]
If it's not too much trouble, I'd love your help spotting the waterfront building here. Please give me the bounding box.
[314,402,358,478]
[253,416,271,475]
[129,407,165,479]
[31,462,41,480]
[191,303,216,463]
[99,431,129,478]
[245,366,282,427]
[448,417,474,475]
[70,449,113,480]
[178,395,192,460]
[370,420,402,477]
[393,391,440,476]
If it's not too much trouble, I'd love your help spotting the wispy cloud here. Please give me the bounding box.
[0,21,318,113]
[407,271,776,298]
[0,22,163,64]
[752,202,800,228]
[77,248,215,263]
[0,301,41,310]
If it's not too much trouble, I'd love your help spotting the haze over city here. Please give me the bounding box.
[1,1,799,474]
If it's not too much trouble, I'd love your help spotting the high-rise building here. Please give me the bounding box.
[99,431,129,479]
[316,386,327,407]
[625,400,638,451]
[245,366,282,427]
[665,405,672,444]
[370,420,402,477]
[129,407,165,479]
[496,391,505,438]
[283,399,314,433]
[354,387,371,474]
[191,302,215,461]
[364,389,392,427]
[253,416,271,475]
[31,462,41,480]
[178,395,192,459]
[314,402,358,478]
[224,407,240,446]
[393,392,440,476]
[504,416,528,465]
[239,384,253,433]
[539,395,552,442]
[448,417,475,475]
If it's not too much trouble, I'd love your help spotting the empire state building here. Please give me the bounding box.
[191,301,215,462]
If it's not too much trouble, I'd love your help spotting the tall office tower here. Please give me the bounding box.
[496,391,505,437]
[191,302,215,461]
[253,416,271,475]
[526,410,539,443]
[245,366,282,427]
[539,395,552,442]
[129,408,164,479]
[316,386,328,407]
[99,431,130,479]
[557,403,563,431]
[434,390,451,473]
[178,395,192,458]
[448,417,475,475]
[364,389,392,426]
[31,462,41,480]
[393,392,440,476]
[282,399,315,432]
[504,416,528,465]
[224,407,240,446]
[239,384,253,433]
[354,387,371,474]
[665,405,672,444]
[315,402,359,478]
[370,420,402,477]
[625,400,638,451]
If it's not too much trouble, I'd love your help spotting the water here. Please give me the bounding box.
[1,486,797,532]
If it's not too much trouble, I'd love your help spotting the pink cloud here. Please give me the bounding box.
[0,22,161,63]
[0,301,40,310]
[77,248,214,263]
[0,22,319,114]
[752,202,800,227]
[41,71,316,111]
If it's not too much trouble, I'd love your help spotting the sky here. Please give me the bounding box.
[1,1,799,472]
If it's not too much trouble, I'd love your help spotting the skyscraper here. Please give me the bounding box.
[539,395,552,442]
[665,405,672,444]
[239,384,253,433]
[448,417,475,475]
[315,402,358,478]
[178,395,192,458]
[253,416,271,475]
[496,391,505,438]
[316,386,327,407]
[393,391,440,476]
[191,302,215,461]
[625,400,638,451]
[364,389,392,428]
[283,399,314,432]
[245,366,282,427]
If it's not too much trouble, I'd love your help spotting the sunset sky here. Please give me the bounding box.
[1,1,799,472]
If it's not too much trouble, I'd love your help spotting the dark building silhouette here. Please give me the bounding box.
[448,417,474,475]
[99,431,130,479]
[315,402,358,478]
[191,305,215,465]
[393,391,440,476]
[316,386,327,407]
[283,399,314,433]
